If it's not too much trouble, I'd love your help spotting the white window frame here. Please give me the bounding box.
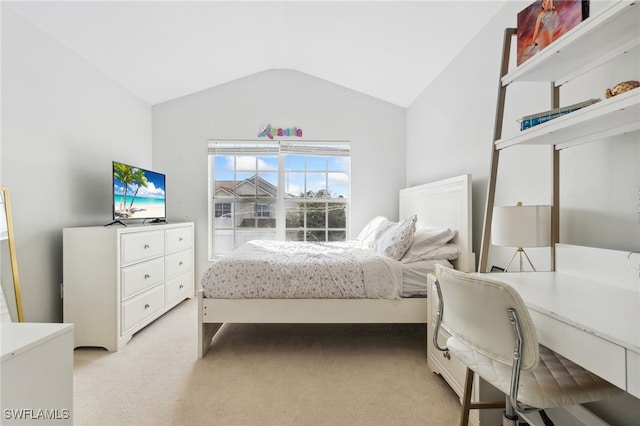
[208,139,351,259]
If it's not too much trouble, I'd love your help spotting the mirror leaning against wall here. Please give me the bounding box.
[1,186,24,322]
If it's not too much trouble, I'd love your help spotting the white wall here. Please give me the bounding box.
[407,0,640,271]
[152,69,406,285]
[1,7,152,322]
[407,1,640,423]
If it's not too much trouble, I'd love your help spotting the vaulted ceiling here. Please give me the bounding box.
[4,1,507,107]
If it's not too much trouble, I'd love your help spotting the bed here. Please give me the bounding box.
[198,174,474,358]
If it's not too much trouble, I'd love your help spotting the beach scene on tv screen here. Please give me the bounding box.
[113,163,166,220]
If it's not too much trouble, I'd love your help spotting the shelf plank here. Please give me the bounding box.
[495,88,640,150]
[503,1,640,86]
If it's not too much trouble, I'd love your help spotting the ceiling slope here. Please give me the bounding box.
[4,1,507,107]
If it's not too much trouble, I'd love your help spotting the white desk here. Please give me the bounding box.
[1,322,74,425]
[478,245,639,399]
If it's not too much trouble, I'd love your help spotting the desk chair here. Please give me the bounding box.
[432,265,623,426]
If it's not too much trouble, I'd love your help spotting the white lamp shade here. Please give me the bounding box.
[492,204,551,247]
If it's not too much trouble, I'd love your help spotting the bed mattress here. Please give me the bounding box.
[202,240,403,299]
[201,240,452,300]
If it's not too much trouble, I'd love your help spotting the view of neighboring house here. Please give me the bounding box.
[214,176,278,227]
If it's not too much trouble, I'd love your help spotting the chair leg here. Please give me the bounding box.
[459,367,506,426]
[460,367,474,426]
[502,396,518,426]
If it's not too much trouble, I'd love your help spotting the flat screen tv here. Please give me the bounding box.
[112,161,166,223]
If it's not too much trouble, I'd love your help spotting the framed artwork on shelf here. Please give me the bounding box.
[517,0,590,66]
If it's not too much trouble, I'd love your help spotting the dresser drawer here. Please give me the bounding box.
[166,227,192,253]
[165,272,192,304]
[121,257,165,300]
[121,284,164,333]
[165,249,192,278]
[121,231,165,266]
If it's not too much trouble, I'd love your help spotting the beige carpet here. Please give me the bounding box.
[73,298,461,426]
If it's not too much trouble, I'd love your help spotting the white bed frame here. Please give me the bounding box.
[198,174,474,357]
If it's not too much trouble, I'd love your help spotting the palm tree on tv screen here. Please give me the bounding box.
[114,163,134,215]
[127,168,149,214]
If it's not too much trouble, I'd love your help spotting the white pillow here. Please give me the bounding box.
[400,228,457,263]
[412,228,456,249]
[356,216,388,247]
[402,243,460,263]
[374,215,417,260]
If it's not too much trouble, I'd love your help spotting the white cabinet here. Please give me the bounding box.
[63,222,194,351]
[1,323,74,425]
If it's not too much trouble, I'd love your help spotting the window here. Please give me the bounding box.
[215,203,231,218]
[208,140,350,257]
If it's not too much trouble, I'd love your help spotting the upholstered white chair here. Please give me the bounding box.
[433,265,623,426]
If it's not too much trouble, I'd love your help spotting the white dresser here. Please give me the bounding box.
[1,323,74,425]
[63,222,194,351]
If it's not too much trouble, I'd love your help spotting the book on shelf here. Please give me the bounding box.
[518,98,601,131]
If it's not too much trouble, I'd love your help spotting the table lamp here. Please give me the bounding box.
[492,202,551,271]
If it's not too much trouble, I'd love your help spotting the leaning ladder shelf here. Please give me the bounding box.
[478,0,640,272]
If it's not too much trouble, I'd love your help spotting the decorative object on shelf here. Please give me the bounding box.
[518,98,600,130]
[491,202,551,272]
[605,80,640,98]
[517,0,589,66]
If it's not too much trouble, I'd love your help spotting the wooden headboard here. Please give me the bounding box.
[399,174,474,272]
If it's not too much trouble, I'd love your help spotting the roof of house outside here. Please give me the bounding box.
[214,175,278,197]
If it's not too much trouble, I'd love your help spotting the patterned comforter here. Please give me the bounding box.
[201,240,403,299]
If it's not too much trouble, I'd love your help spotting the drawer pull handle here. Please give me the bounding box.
[144,274,150,279]
[144,303,150,309]
[179,237,183,242]
[144,244,150,249]
[443,351,451,360]
[179,284,184,289]
[179,261,184,266]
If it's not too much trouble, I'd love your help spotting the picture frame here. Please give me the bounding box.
[517,0,590,66]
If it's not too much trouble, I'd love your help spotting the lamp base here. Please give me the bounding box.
[504,247,537,272]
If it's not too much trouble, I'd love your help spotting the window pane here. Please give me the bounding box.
[236,156,257,172]
[328,157,348,172]
[306,173,326,197]
[285,203,304,229]
[214,202,230,217]
[285,155,304,170]
[215,155,234,171]
[306,156,326,171]
[285,172,304,198]
[328,231,346,241]
[257,156,277,171]
[328,173,349,198]
[214,170,235,182]
[306,203,326,228]
[286,230,304,241]
[213,230,234,255]
[234,173,256,197]
[306,230,325,242]
[234,202,255,227]
[327,203,346,228]
[257,172,278,197]
[213,180,234,198]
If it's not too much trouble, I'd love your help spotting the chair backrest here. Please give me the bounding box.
[435,265,540,370]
